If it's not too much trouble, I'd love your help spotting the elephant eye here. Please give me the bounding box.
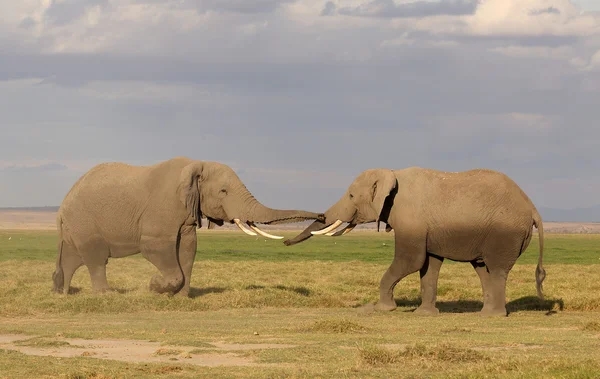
[349,193,354,199]
[220,188,227,194]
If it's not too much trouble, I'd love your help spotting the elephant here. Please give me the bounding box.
[284,167,545,317]
[52,156,323,296]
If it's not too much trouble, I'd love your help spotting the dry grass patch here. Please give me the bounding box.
[582,321,600,332]
[302,318,369,333]
[152,347,182,356]
[358,343,488,366]
[14,336,75,348]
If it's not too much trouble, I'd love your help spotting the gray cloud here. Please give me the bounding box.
[44,0,108,26]
[195,0,297,14]
[334,0,479,18]
[18,17,36,30]
[529,7,561,16]
[133,0,297,14]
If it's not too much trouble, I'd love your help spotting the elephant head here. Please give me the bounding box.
[284,169,397,245]
[179,161,324,239]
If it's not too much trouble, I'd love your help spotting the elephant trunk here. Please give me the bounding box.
[283,219,327,246]
[244,199,323,225]
[283,197,355,246]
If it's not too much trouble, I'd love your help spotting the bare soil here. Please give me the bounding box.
[1,209,599,233]
[0,334,295,367]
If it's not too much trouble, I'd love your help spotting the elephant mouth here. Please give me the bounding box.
[310,211,359,237]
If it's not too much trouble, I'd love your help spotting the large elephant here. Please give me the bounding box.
[53,157,323,296]
[284,167,545,317]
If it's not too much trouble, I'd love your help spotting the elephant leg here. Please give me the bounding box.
[79,238,111,293]
[471,259,493,311]
[141,236,183,295]
[375,234,427,311]
[175,225,197,297]
[473,257,515,317]
[61,244,84,295]
[414,254,444,316]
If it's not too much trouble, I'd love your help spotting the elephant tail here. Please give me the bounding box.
[52,215,65,294]
[532,209,545,300]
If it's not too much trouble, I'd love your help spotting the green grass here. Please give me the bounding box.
[0,230,599,378]
[1,230,599,264]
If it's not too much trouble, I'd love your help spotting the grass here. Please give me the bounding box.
[301,318,369,333]
[14,337,75,348]
[0,229,599,378]
[1,230,599,265]
[357,343,488,365]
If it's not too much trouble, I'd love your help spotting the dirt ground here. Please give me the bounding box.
[1,209,598,233]
[0,334,294,367]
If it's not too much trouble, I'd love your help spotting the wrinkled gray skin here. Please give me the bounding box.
[53,157,323,296]
[285,168,545,317]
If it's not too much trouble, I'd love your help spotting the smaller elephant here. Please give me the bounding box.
[53,157,323,296]
[285,167,545,317]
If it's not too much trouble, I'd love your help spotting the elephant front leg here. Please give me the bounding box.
[414,254,444,316]
[375,235,427,312]
[141,237,184,295]
[175,225,197,298]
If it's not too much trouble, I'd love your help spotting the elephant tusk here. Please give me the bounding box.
[233,219,257,236]
[311,220,344,235]
[247,222,284,240]
[326,223,356,236]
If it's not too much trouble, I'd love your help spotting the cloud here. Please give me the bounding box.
[44,0,108,26]
[331,0,478,18]
[489,45,575,59]
[194,0,297,14]
[417,0,600,37]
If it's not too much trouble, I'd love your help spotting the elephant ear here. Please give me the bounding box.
[178,162,205,225]
[369,169,397,231]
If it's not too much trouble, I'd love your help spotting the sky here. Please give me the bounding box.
[1,0,599,212]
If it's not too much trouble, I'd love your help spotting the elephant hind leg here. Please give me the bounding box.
[79,237,111,293]
[375,234,427,311]
[473,256,517,317]
[141,236,184,295]
[53,243,84,295]
[414,254,444,316]
[61,244,84,294]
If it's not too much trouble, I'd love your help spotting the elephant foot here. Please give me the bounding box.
[414,305,440,316]
[374,301,397,312]
[480,306,508,317]
[149,274,182,295]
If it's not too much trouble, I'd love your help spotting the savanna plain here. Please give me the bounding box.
[1,226,599,378]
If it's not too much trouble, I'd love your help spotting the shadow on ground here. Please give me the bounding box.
[188,287,227,298]
[386,296,564,315]
[245,284,312,296]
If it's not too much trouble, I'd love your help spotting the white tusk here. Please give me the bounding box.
[247,222,284,240]
[233,219,257,236]
[311,220,344,235]
[326,223,356,237]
